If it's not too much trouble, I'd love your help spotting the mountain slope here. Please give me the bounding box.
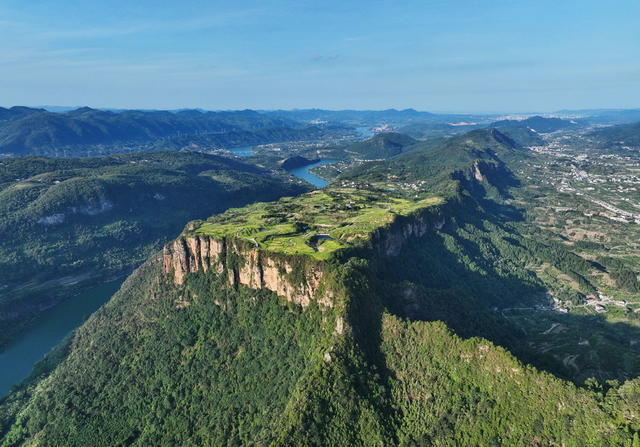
[0,107,44,123]
[341,128,524,195]
[589,121,640,149]
[1,189,636,446]
[0,108,352,157]
[0,151,307,349]
[341,132,416,159]
[2,128,639,445]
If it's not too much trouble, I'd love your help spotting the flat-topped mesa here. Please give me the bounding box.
[162,235,327,307]
[162,188,446,306]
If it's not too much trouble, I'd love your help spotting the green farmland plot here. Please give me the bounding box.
[189,187,443,260]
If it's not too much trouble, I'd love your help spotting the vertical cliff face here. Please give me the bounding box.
[372,207,447,257]
[162,236,328,307]
[162,202,451,310]
[162,235,226,284]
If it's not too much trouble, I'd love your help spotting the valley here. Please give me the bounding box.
[2,110,640,446]
[0,151,309,351]
[2,2,639,445]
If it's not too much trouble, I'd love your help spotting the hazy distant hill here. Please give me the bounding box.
[0,107,352,157]
[399,121,483,139]
[490,115,580,133]
[557,108,640,124]
[589,121,640,149]
[0,107,44,123]
[341,132,417,159]
[264,108,437,125]
[485,116,583,147]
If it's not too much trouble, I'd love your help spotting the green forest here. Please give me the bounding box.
[0,151,307,349]
[2,127,640,446]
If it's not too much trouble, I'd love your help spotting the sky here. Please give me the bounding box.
[0,0,638,112]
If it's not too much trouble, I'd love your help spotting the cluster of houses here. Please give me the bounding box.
[585,291,628,313]
[546,290,630,315]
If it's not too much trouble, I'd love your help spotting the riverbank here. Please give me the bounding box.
[0,279,124,397]
[286,159,337,188]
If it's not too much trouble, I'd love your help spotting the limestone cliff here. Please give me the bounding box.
[162,235,328,307]
[162,203,450,307]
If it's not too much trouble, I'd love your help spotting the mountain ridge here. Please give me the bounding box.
[2,128,640,445]
[0,107,353,157]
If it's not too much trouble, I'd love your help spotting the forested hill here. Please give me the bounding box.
[0,107,352,157]
[589,121,640,149]
[340,132,416,159]
[2,128,640,445]
[489,115,580,133]
[0,151,308,349]
[341,128,525,190]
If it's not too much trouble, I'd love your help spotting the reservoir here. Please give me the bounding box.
[228,146,254,157]
[0,279,123,397]
[286,159,336,188]
[355,126,374,139]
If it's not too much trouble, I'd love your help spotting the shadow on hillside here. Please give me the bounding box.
[368,198,640,385]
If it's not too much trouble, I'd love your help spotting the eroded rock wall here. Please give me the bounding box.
[162,236,326,307]
[162,205,449,306]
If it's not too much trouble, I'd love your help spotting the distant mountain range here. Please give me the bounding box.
[2,106,638,159]
[555,108,640,123]
[0,107,352,157]
[490,115,581,133]
[589,121,640,149]
[262,108,443,126]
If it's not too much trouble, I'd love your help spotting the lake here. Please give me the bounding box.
[287,159,336,188]
[0,279,123,397]
[228,146,253,157]
[355,126,374,139]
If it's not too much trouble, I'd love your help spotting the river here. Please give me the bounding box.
[0,279,124,397]
[286,159,337,188]
[226,125,375,188]
[226,145,334,188]
[0,142,344,397]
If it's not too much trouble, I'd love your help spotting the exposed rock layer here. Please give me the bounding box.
[162,205,448,307]
[162,236,325,307]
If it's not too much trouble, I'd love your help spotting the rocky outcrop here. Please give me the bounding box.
[379,220,431,257]
[373,208,447,257]
[162,236,327,307]
[471,160,487,182]
[163,203,451,306]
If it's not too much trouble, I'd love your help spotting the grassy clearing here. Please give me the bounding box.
[189,187,443,260]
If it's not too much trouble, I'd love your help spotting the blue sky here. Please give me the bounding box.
[0,0,638,112]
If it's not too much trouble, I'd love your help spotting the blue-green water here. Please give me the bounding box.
[287,159,336,188]
[355,126,374,139]
[0,279,123,397]
[229,146,254,157]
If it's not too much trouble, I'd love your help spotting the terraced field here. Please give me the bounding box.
[189,187,442,260]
